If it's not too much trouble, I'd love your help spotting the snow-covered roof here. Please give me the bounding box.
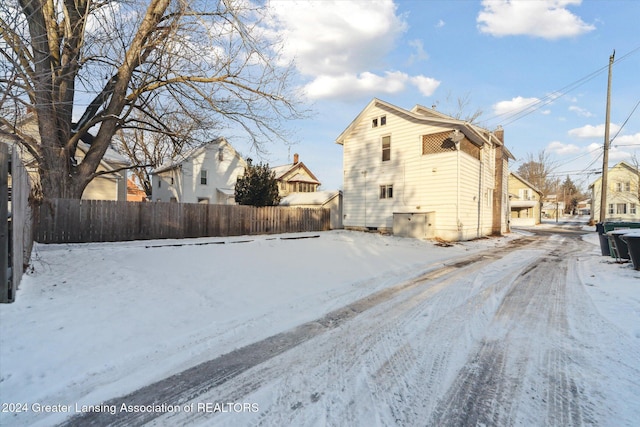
[77,141,129,166]
[271,163,293,179]
[152,137,245,175]
[271,159,321,185]
[279,190,340,206]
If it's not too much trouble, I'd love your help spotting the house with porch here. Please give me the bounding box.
[151,137,247,204]
[508,172,542,226]
[336,98,514,241]
[271,153,321,197]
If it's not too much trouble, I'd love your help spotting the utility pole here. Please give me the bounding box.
[599,50,615,223]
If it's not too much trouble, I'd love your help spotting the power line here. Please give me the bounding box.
[480,45,640,128]
[610,99,640,143]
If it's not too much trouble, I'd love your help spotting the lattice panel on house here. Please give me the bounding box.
[422,132,480,160]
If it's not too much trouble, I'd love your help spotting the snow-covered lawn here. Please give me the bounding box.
[0,224,638,426]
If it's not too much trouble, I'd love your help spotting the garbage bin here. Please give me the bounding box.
[596,222,609,256]
[607,229,632,260]
[621,231,640,271]
[597,222,640,257]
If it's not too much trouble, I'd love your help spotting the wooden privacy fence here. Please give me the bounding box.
[2,145,33,303]
[33,199,330,243]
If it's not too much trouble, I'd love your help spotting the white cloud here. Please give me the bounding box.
[304,71,441,100]
[410,75,441,96]
[436,19,446,28]
[305,71,406,100]
[267,0,406,76]
[613,132,640,146]
[266,0,439,101]
[569,123,622,138]
[408,39,429,64]
[547,141,580,155]
[568,105,594,117]
[589,142,634,162]
[492,96,541,116]
[477,0,595,39]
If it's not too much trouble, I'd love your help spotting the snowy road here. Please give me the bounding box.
[60,226,640,426]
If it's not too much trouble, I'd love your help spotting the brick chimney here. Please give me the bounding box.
[494,125,504,143]
[293,153,299,164]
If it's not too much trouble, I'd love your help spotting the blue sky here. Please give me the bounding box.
[250,0,640,193]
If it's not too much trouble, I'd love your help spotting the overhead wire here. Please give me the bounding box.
[480,45,640,128]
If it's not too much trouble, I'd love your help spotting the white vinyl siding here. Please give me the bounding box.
[341,102,506,240]
[151,140,246,204]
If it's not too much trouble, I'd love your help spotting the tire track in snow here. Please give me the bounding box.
[156,239,545,426]
[61,237,540,427]
[428,237,594,427]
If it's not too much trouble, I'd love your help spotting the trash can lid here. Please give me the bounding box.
[608,229,630,235]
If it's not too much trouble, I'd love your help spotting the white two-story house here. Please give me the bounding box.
[151,137,247,204]
[336,98,513,241]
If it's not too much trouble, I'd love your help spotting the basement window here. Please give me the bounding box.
[380,184,393,199]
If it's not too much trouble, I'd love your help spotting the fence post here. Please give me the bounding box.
[1,144,10,302]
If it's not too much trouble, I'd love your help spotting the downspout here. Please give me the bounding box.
[362,170,367,228]
[479,136,489,238]
[457,143,461,238]
[450,130,464,239]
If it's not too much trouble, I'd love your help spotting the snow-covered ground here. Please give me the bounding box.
[0,220,638,426]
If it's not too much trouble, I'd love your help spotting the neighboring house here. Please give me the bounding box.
[1,114,129,200]
[508,172,543,226]
[279,190,343,229]
[336,98,514,241]
[151,137,247,204]
[127,178,147,202]
[541,195,565,220]
[590,161,640,222]
[577,199,591,216]
[271,153,321,197]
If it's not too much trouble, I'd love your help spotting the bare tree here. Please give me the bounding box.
[433,91,483,123]
[113,104,218,197]
[0,0,302,200]
[517,150,557,221]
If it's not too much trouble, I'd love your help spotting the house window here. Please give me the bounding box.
[170,177,174,185]
[382,136,391,162]
[200,169,208,185]
[615,182,631,192]
[372,118,378,128]
[380,115,386,126]
[631,203,637,215]
[158,179,161,188]
[521,189,530,200]
[379,184,393,199]
[616,203,627,215]
[608,204,615,214]
[297,182,312,192]
[218,147,224,162]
